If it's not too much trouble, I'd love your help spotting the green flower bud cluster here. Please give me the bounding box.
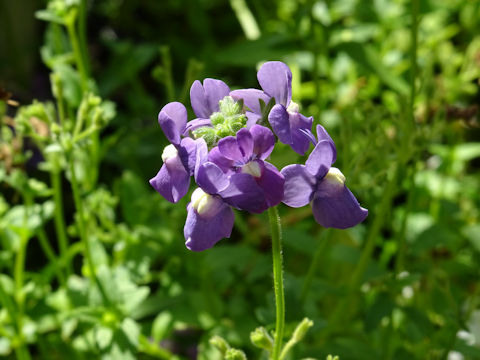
[209,335,247,360]
[193,96,247,147]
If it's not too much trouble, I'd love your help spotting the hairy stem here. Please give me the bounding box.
[268,206,285,360]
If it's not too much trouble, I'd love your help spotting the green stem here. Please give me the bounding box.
[78,0,90,77]
[37,226,66,287]
[68,155,111,306]
[300,228,332,303]
[66,11,88,92]
[51,170,71,277]
[268,206,285,360]
[13,196,32,360]
[229,0,261,40]
[396,0,419,274]
[408,0,418,128]
[159,46,175,102]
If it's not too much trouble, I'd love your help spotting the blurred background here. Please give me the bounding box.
[1,0,480,359]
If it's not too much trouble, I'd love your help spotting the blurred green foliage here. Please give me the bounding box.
[1,0,480,359]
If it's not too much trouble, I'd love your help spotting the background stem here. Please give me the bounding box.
[68,156,111,306]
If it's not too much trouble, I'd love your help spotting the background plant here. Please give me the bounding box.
[1,0,479,359]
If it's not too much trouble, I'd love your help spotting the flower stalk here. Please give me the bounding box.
[268,206,285,360]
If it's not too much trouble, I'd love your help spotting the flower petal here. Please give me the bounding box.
[257,162,285,207]
[158,102,187,145]
[190,80,210,119]
[219,173,268,213]
[250,125,275,159]
[230,88,271,115]
[289,112,313,155]
[193,138,209,180]
[316,124,337,163]
[204,78,230,114]
[196,162,230,194]
[208,146,234,174]
[149,161,190,203]
[281,164,316,207]
[218,136,244,161]
[246,112,261,128]
[311,185,368,229]
[305,140,335,178]
[177,137,198,175]
[236,128,254,159]
[184,202,234,251]
[184,118,212,136]
[268,104,292,145]
[257,61,292,106]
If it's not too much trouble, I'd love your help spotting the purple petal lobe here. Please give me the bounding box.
[194,138,209,179]
[196,162,230,194]
[184,203,234,251]
[230,89,271,114]
[256,162,285,207]
[257,61,292,106]
[178,137,198,175]
[236,128,254,159]
[305,140,335,178]
[219,173,268,213]
[190,80,210,119]
[208,146,234,174]
[158,102,187,145]
[289,112,313,155]
[218,136,244,161]
[281,164,316,207]
[184,118,212,136]
[246,112,261,128]
[316,124,337,163]
[311,185,368,229]
[203,78,230,114]
[268,104,292,145]
[150,162,190,203]
[250,125,275,159]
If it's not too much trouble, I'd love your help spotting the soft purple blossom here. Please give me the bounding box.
[150,102,198,203]
[281,125,368,229]
[184,78,230,134]
[208,125,284,213]
[231,61,313,155]
[183,139,235,251]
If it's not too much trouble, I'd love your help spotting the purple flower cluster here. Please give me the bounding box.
[150,61,368,251]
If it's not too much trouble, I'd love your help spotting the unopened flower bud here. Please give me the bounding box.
[225,348,247,360]
[250,327,273,350]
[291,317,313,342]
[219,96,241,117]
[209,335,229,355]
[326,355,339,360]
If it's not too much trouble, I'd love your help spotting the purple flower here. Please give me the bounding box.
[208,125,285,213]
[281,125,368,229]
[230,61,313,155]
[185,78,231,134]
[149,102,198,203]
[183,140,235,251]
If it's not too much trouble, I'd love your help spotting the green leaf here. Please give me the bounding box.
[151,312,173,342]
[35,9,65,25]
